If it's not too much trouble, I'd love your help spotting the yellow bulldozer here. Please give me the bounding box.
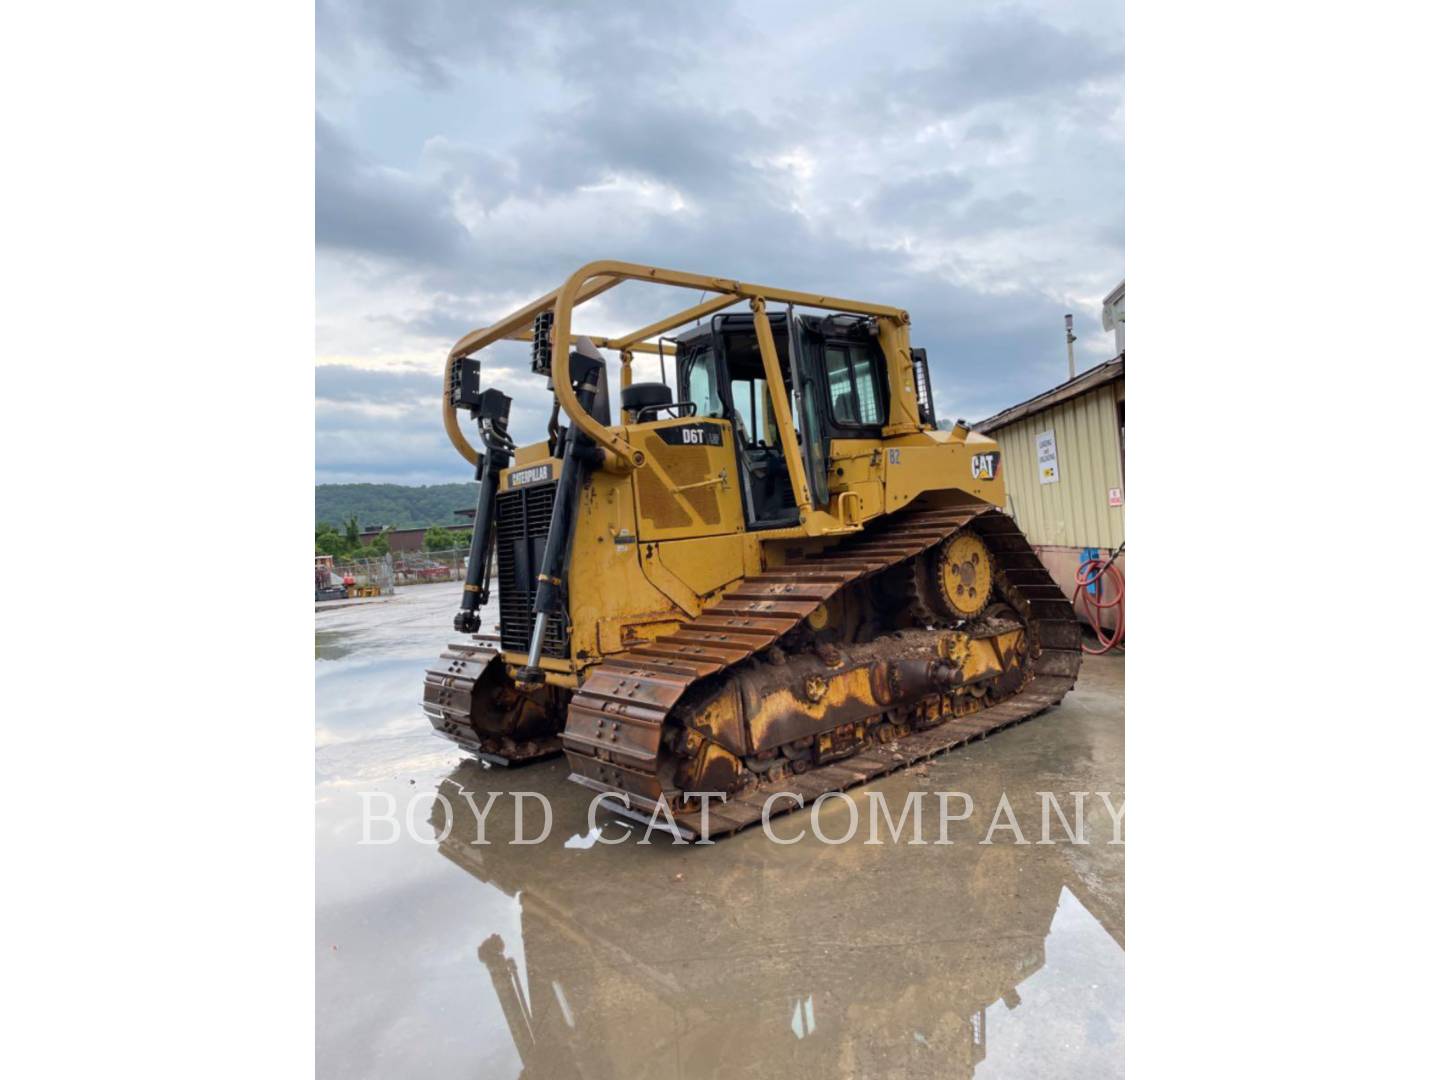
[423,261,1080,839]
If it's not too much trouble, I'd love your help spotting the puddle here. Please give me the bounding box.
[315,629,357,660]
[317,581,1125,1078]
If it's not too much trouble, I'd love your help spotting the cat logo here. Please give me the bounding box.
[507,464,554,489]
[971,452,999,481]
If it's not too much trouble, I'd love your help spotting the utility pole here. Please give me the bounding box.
[1065,313,1076,380]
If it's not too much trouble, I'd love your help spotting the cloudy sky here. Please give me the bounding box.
[316,0,1123,485]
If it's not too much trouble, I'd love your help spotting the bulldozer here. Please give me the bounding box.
[423,260,1081,839]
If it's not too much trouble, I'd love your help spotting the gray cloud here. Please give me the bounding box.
[315,117,468,262]
[316,0,526,91]
[318,0,735,93]
[542,98,785,200]
[317,362,557,483]
[316,0,1124,485]
[315,363,437,405]
[883,11,1122,117]
[865,171,977,226]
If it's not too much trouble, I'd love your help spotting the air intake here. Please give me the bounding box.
[911,348,936,427]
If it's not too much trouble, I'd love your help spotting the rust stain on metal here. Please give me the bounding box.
[562,506,1082,839]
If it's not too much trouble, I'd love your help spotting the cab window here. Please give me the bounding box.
[824,343,883,427]
[730,376,777,445]
[679,348,724,418]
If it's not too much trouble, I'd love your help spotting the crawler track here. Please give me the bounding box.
[563,504,1082,839]
[423,636,567,766]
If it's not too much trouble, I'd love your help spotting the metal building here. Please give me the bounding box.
[976,286,1125,627]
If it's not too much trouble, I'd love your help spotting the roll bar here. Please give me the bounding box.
[444,259,912,468]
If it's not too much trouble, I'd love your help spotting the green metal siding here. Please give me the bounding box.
[990,380,1125,550]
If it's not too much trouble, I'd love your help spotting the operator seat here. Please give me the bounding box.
[623,381,697,422]
[621,382,672,413]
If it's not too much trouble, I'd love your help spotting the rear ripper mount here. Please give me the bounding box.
[427,503,1081,836]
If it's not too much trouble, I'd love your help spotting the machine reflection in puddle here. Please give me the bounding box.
[427,763,1124,1078]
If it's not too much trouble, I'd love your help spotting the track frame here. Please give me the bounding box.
[563,505,1082,840]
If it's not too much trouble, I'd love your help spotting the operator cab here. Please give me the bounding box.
[670,312,890,530]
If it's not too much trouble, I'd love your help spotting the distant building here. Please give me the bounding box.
[358,522,472,554]
[1102,280,1125,354]
[976,282,1125,628]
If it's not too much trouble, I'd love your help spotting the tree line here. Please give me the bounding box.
[315,518,391,560]
[315,482,478,530]
[315,518,471,560]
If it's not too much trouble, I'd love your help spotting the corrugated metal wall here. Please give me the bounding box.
[990,379,1125,550]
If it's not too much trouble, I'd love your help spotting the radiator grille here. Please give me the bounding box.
[495,480,568,658]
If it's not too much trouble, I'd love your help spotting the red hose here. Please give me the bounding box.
[1072,552,1125,654]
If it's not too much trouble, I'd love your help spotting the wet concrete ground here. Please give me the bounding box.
[317,582,1124,1078]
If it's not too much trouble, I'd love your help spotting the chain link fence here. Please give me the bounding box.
[332,548,472,589]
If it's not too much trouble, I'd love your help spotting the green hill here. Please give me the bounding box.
[316,483,478,530]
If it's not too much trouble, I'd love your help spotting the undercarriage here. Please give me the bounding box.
[425,503,1080,839]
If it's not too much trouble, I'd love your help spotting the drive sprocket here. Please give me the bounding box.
[919,529,995,621]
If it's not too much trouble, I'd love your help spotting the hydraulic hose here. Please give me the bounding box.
[453,405,512,634]
[517,353,604,687]
[1072,544,1125,655]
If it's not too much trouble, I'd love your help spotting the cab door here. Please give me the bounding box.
[786,309,830,509]
[710,316,801,529]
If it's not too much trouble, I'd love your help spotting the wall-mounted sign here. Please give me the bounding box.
[1108,486,1124,507]
[1036,430,1060,485]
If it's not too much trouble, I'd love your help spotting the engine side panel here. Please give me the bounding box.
[627,417,745,542]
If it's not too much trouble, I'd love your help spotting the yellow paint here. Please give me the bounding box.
[456,263,1025,683]
[655,533,749,599]
[750,299,813,514]
[627,415,744,541]
[936,532,994,618]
